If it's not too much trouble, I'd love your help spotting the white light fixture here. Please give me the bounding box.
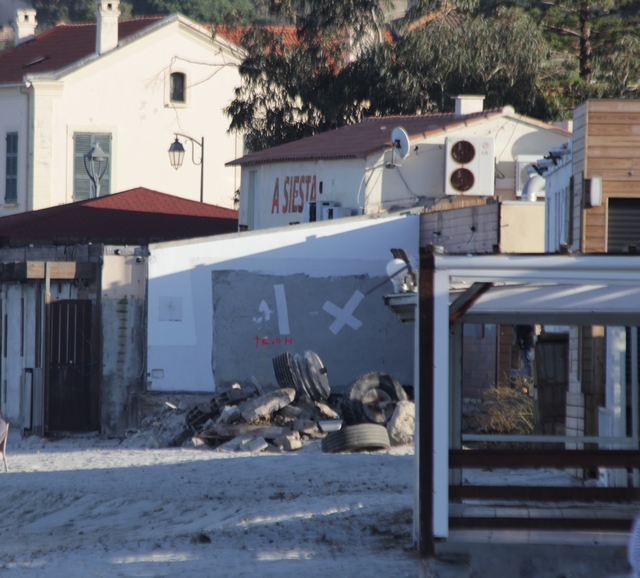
[386,258,408,293]
[587,176,602,207]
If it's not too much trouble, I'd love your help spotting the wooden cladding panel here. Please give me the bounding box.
[19,262,95,280]
[587,100,640,113]
[588,124,640,136]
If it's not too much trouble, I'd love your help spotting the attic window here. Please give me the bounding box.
[23,56,48,68]
[170,72,186,103]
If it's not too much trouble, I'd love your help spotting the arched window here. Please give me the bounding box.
[170,72,185,103]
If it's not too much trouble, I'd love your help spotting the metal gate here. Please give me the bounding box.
[47,300,97,432]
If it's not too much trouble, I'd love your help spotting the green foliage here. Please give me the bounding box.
[131,0,256,23]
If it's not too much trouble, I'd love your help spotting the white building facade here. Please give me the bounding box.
[0,2,243,213]
[230,97,571,231]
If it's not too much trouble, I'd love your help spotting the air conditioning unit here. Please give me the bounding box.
[303,201,335,223]
[516,155,544,198]
[445,137,495,196]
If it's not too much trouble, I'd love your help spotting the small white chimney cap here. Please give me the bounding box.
[452,95,485,117]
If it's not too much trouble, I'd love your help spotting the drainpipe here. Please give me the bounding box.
[19,81,33,212]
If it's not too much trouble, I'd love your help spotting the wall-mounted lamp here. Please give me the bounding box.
[586,176,602,207]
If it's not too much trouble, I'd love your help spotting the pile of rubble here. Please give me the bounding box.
[125,351,415,453]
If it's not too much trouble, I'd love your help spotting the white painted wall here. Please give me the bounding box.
[544,162,573,252]
[147,213,420,392]
[239,113,570,231]
[0,17,243,215]
[0,86,29,209]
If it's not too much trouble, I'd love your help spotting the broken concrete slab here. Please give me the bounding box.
[294,419,320,435]
[245,437,268,452]
[387,400,415,446]
[216,434,255,452]
[274,431,302,451]
[238,388,296,423]
[219,405,241,424]
[199,423,288,440]
[315,401,340,420]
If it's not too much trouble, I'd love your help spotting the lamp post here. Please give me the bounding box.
[83,143,109,198]
[168,134,204,203]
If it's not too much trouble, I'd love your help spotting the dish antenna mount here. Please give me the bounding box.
[388,126,410,168]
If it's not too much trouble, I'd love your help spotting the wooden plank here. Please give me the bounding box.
[19,262,96,280]
[588,112,640,125]
[449,517,632,532]
[586,135,640,147]
[589,171,640,182]
[585,147,640,159]
[604,181,640,194]
[586,100,640,113]
[588,158,636,170]
[449,485,640,502]
[588,124,640,137]
[449,449,640,469]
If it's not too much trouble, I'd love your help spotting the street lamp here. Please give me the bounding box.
[83,143,109,198]
[168,134,204,203]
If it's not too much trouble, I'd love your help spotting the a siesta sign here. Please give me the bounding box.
[271,175,317,214]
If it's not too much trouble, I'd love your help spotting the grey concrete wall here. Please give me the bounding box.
[211,270,413,391]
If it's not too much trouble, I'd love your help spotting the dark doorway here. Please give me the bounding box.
[47,300,98,432]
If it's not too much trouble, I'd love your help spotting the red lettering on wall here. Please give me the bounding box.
[310,176,317,201]
[271,178,280,214]
[282,177,290,214]
[304,176,311,202]
[292,176,300,213]
[297,176,305,212]
[255,335,294,348]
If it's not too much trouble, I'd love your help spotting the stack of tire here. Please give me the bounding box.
[322,372,408,453]
[272,351,330,402]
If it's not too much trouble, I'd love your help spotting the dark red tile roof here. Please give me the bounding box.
[0,187,238,246]
[0,17,164,84]
[227,110,507,166]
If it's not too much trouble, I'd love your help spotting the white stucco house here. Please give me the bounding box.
[0,1,243,214]
[228,95,571,231]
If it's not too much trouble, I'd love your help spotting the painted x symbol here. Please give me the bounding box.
[323,291,364,335]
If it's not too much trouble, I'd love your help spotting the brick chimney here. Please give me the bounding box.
[95,0,120,55]
[13,8,37,46]
[452,95,485,117]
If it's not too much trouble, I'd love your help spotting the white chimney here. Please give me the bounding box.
[95,0,120,55]
[13,8,37,47]
[452,95,485,117]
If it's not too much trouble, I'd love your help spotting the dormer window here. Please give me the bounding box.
[170,72,185,103]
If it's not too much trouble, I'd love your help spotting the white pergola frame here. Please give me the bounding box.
[414,252,640,572]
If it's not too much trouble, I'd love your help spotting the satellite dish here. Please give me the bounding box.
[391,126,410,160]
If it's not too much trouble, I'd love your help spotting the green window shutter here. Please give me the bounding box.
[73,132,111,200]
[5,132,18,203]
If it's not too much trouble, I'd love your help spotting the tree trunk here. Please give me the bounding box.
[579,4,592,82]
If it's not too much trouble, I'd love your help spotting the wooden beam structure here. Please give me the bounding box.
[0,261,96,280]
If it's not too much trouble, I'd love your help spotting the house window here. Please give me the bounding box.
[170,72,186,103]
[5,132,18,203]
[73,132,111,200]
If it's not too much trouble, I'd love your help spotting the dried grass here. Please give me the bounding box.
[473,384,534,435]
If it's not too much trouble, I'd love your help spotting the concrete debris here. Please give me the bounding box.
[274,431,302,451]
[219,405,241,424]
[245,437,268,453]
[238,388,296,423]
[315,401,340,420]
[387,400,415,446]
[130,380,353,453]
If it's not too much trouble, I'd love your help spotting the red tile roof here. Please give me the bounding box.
[215,24,299,48]
[227,110,506,166]
[227,108,570,166]
[0,17,164,84]
[0,187,238,246]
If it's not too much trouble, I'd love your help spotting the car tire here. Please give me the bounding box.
[341,371,407,426]
[321,423,391,453]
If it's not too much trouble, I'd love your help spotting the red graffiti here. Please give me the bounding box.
[255,335,294,348]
